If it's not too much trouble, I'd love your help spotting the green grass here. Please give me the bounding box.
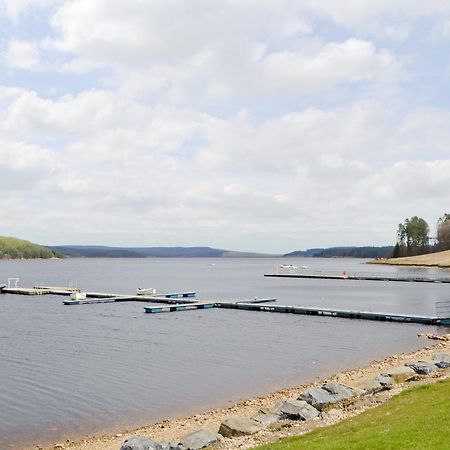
[0,235,58,259]
[254,379,450,450]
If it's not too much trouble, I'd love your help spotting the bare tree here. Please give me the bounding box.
[437,214,450,250]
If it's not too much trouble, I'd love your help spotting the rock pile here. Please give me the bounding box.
[120,352,449,450]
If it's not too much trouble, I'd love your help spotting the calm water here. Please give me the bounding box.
[0,257,449,448]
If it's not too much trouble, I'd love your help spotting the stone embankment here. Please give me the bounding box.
[117,352,450,450]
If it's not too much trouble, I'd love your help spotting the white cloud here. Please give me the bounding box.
[300,0,450,30]
[1,87,446,249]
[257,39,396,93]
[4,40,44,71]
[0,137,62,194]
[0,1,449,250]
[282,18,314,37]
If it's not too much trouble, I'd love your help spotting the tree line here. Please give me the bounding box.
[393,214,450,257]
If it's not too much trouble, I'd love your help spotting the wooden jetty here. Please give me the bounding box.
[63,295,198,306]
[34,285,80,292]
[1,287,51,295]
[1,286,198,304]
[264,273,450,283]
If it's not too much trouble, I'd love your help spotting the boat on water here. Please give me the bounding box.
[279,264,298,269]
[136,287,156,296]
[0,283,6,291]
[70,291,87,301]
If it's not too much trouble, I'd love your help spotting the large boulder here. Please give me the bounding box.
[322,382,355,401]
[251,408,283,426]
[218,417,264,437]
[120,436,179,450]
[379,366,416,384]
[353,378,385,395]
[272,400,319,420]
[178,429,219,450]
[432,353,450,369]
[297,387,336,411]
[375,374,395,388]
[405,361,438,375]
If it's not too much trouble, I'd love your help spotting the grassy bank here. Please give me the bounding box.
[254,378,450,450]
[371,249,450,268]
[0,236,57,259]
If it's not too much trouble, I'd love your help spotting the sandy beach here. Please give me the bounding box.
[30,335,450,450]
[370,250,450,268]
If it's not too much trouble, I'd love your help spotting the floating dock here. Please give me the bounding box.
[264,273,450,283]
[144,302,217,313]
[63,294,198,306]
[2,284,449,326]
[1,286,198,304]
[218,303,450,325]
[1,287,51,295]
[146,299,449,325]
[143,297,277,313]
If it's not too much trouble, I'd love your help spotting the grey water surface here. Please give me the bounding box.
[0,257,449,448]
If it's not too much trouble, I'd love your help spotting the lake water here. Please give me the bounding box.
[0,257,449,448]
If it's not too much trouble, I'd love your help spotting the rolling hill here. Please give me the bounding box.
[0,236,58,259]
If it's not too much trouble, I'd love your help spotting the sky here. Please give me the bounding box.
[0,0,449,253]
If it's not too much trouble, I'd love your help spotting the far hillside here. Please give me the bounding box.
[0,236,58,259]
[284,246,394,259]
[49,245,275,258]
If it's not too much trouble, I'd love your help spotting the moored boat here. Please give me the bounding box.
[136,287,157,296]
[279,264,298,269]
[70,291,87,301]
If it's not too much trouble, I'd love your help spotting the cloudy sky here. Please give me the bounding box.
[1,0,449,253]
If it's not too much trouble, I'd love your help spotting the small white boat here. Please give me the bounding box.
[70,291,87,301]
[136,287,156,296]
[279,264,298,269]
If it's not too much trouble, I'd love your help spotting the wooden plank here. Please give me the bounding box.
[34,285,80,292]
[2,288,51,295]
